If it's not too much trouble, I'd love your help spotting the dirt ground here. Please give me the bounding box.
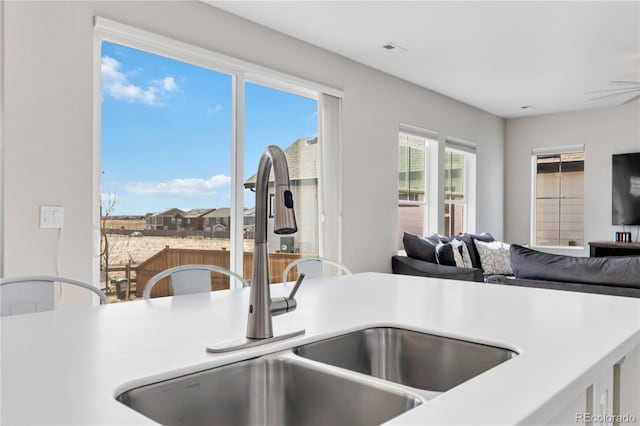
[105,234,254,266]
[103,219,146,231]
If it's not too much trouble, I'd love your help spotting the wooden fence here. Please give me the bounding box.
[135,248,302,298]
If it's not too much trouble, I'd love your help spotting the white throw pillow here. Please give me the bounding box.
[475,240,513,275]
[459,240,474,269]
[450,239,474,269]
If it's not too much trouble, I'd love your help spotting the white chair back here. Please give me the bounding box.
[0,275,109,317]
[282,257,352,284]
[143,264,249,299]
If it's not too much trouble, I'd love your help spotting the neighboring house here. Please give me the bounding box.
[182,208,215,231]
[244,137,319,254]
[203,208,231,238]
[203,207,256,239]
[244,207,255,239]
[145,208,185,231]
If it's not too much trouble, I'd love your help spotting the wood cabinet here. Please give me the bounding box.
[588,241,640,257]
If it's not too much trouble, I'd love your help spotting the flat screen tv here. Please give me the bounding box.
[612,152,640,225]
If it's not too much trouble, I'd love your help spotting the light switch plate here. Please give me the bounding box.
[40,206,64,228]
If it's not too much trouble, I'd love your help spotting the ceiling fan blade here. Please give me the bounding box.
[586,86,640,94]
[622,94,640,105]
[589,88,640,101]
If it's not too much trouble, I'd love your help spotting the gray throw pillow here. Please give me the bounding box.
[435,242,457,266]
[402,232,437,263]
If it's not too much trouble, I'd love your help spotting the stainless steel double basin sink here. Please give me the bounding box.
[117,327,516,426]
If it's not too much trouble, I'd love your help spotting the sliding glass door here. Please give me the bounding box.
[99,40,321,301]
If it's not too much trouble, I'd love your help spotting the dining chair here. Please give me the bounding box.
[0,275,109,317]
[143,264,249,299]
[282,256,352,284]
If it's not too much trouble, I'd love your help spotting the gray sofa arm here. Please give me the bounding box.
[392,256,484,282]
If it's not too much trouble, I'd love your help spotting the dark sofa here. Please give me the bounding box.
[393,234,640,298]
[487,245,640,298]
[392,232,495,282]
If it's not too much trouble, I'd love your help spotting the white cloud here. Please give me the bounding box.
[206,104,223,114]
[101,56,179,106]
[125,174,231,197]
[162,76,177,92]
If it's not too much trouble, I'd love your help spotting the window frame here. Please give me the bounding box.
[93,17,344,288]
[398,132,429,207]
[396,126,439,246]
[530,145,585,249]
[443,142,476,236]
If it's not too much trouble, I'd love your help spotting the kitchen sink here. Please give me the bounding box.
[293,327,517,392]
[117,354,422,426]
[117,327,515,425]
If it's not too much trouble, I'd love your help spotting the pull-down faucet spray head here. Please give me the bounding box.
[274,185,297,235]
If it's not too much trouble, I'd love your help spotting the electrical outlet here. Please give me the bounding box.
[40,206,64,229]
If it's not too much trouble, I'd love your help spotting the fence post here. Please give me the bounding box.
[125,262,131,300]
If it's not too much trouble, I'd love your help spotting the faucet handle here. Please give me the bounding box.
[288,273,305,300]
[270,273,305,317]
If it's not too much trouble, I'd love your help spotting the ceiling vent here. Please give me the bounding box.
[381,43,407,53]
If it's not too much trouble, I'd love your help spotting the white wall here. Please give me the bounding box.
[1,1,505,304]
[505,102,640,256]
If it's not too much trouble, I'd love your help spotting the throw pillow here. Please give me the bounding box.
[474,240,513,275]
[435,242,457,266]
[436,240,474,268]
[402,232,437,263]
[449,239,474,268]
[425,233,451,245]
[455,233,495,270]
[450,240,465,268]
[510,244,640,287]
[458,240,474,269]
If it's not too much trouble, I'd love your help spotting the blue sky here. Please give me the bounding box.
[101,41,317,216]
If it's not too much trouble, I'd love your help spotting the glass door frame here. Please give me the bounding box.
[93,17,343,288]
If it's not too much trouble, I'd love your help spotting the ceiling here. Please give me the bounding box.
[210,1,639,118]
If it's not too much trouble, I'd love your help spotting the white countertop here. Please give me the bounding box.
[1,272,639,425]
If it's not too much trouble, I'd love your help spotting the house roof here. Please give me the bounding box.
[244,137,318,188]
[183,208,215,218]
[152,208,185,217]
[203,208,231,218]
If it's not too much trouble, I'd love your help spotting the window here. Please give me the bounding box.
[444,139,476,235]
[398,133,427,203]
[444,149,464,236]
[444,144,476,237]
[95,19,340,301]
[397,131,432,249]
[243,82,319,256]
[532,149,584,247]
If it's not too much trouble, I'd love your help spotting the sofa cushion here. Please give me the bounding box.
[392,256,484,282]
[402,232,437,263]
[475,240,513,275]
[510,244,640,288]
[455,233,495,270]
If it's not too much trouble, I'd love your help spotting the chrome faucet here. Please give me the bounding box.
[207,145,305,353]
[246,145,305,339]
